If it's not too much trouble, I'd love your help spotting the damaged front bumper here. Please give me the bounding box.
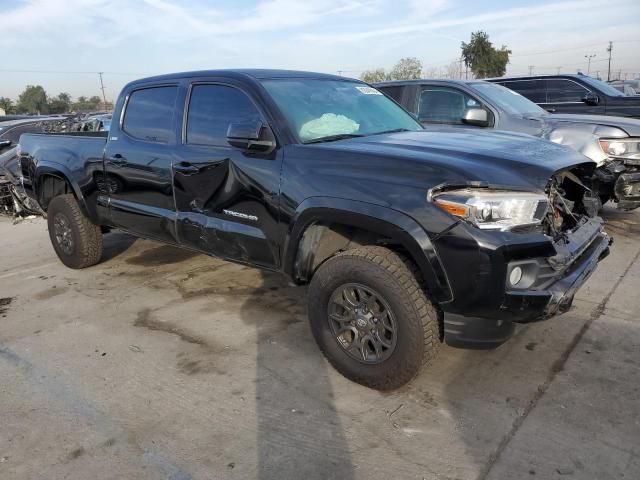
[502,219,611,320]
[441,218,611,349]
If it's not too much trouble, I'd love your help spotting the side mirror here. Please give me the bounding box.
[226,121,276,154]
[461,108,490,127]
[582,91,599,106]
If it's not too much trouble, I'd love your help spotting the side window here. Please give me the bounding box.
[122,86,177,143]
[379,86,404,103]
[503,80,546,103]
[417,86,481,124]
[546,79,589,103]
[186,85,263,146]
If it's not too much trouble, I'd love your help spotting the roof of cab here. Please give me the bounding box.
[373,79,482,87]
[125,69,357,88]
[485,74,589,82]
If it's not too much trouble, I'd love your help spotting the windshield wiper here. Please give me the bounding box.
[304,133,364,144]
[371,128,413,135]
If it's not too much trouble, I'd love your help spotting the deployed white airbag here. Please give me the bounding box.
[299,113,359,141]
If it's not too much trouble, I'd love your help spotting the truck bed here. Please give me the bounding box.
[18,132,109,218]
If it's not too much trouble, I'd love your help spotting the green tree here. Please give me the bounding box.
[73,95,103,112]
[16,85,49,114]
[461,31,511,78]
[388,57,423,80]
[88,96,102,110]
[0,97,15,114]
[48,92,72,114]
[360,68,389,84]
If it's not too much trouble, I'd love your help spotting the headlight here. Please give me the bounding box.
[599,138,640,163]
[432,189,549,231]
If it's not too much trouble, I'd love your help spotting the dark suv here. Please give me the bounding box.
[488,74,640,118]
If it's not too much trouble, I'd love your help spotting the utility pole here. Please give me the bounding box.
[606,41,613,81]
[585,54,596,75]
[528,65,534,76]
[98,72,107,109]
[556,66,562,74]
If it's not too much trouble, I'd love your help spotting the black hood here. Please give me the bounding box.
[313,129,593,191]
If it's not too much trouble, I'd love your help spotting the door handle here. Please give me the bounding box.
[174,162,200,175]
[106,154,127,165]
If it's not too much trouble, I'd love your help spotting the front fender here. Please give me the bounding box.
[283,197,452,303]
[546,123,627,166]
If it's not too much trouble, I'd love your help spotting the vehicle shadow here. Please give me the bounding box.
[100,230,138,262]
[238,270,355,480]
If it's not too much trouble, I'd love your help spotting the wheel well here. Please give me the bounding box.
[39,174,73,211]
[293,222,412,284]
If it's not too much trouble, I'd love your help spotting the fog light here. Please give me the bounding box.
[509,266,523,286]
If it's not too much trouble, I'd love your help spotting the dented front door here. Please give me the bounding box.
[173,82,282,268]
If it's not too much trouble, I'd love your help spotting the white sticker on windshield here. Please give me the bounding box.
[356,86,383,95]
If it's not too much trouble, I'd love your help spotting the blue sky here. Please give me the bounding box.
[1,0,639,101]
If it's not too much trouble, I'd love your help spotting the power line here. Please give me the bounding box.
[0,68,149,76]
[513,39,640,57]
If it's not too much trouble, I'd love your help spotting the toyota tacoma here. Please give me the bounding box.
[17,70,611,389]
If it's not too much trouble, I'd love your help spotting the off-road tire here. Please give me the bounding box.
[47,194,103,269]
[308,246,441,390]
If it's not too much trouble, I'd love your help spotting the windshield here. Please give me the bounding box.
[470,82,547,116]
[580,76,625,97]
[261,79,422,143]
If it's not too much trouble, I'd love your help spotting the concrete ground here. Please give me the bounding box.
[0,208,638,480]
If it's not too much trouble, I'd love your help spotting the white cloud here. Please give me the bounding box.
[1,0,639,99]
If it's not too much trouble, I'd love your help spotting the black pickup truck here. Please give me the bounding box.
[18,70,611,389]
[488,74,640,118]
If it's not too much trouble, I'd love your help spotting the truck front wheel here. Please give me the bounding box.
[308,246,440,390]
[47,194,103,269]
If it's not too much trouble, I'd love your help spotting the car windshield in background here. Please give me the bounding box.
[470,82,547,116]
[580,76,625,97]
[261,79,422,143]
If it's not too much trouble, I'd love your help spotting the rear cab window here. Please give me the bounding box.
[122,86,178,143]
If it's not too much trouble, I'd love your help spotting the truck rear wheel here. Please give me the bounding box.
[308,246,440,390]
[47,194,103,269]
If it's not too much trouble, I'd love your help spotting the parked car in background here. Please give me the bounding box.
[487,74,640,118]
[17,69,611,389]
[0,117,70,216]
[375,79,640,210]
[77,114,112,132]
[609,80,639,96]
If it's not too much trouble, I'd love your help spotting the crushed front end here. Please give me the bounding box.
[429,165,611,349]
[596,138,640,210]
